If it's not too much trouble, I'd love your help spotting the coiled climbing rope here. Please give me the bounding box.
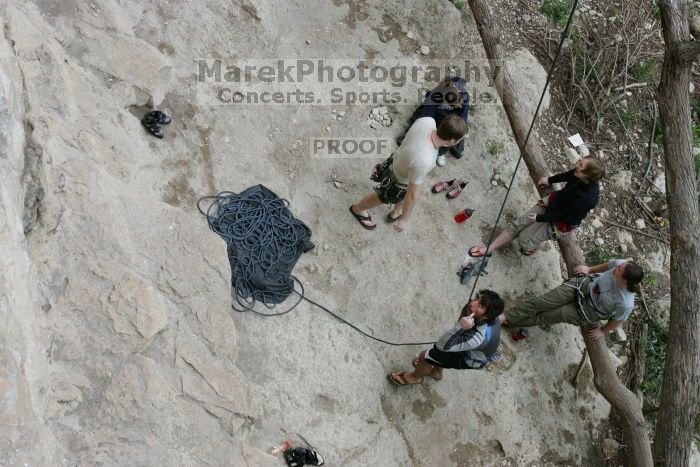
[198,190,308,316]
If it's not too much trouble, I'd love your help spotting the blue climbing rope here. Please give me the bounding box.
[198,190,308,316]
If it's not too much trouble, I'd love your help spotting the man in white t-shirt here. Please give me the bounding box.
[349,114,468,232]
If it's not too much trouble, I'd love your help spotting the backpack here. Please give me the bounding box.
[463,321,502,369]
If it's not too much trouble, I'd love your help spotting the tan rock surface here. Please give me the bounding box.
[0,0,611,464]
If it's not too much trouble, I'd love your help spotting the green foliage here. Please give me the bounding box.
[632,59,657,83]
[469,103,478,115]
[644,275,658,287]
[573,59,588,80]
[487,141,504,156]
[448,0,466,11]
[586,246,616,265]
[620,109,640,127]
[641,320,668,404]
[539,0,573,25]
[653,121,665,146]
[690,97,699,118]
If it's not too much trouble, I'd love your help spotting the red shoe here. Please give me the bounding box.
[446,181,467,199]
[432,179,455,194]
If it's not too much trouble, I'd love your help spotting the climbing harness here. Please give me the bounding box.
[370,154,394,183]
[562,276,599,325]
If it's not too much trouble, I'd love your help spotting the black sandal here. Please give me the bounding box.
[386,211,402,223]
[349,206,376,230]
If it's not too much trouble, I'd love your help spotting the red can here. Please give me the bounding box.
[454,208,475,224]
[511,328,529,341]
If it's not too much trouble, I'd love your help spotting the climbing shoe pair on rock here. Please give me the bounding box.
[283,447,324,466]
[141,110,171,139]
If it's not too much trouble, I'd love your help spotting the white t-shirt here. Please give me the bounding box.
[589,259,636,321]
[391,117,438,185]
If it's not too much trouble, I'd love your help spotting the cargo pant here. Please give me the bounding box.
[505,277,599,328]
[505,205,572,252]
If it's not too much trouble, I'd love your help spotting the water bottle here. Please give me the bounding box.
[454,208,474,224]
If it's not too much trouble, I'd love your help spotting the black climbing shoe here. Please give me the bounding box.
[284,447,325,467]
[141,119,164,139]
[143,110,171,125]
[141,111,169,139]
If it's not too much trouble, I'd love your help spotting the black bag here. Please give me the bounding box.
[370,154,394,182]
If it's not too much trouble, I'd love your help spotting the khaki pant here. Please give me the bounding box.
[505,278,597,328]
[505,204,573,252]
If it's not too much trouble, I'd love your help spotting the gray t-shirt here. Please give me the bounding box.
[391,117,438,184]
[589,259,635,321]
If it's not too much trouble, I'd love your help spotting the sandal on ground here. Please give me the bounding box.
[143,110,172,125]
[386,211,402,223]
[432,179,455,193]
[349,206,376,230]
[387,372,423,386]
[468,246,492,258]
[446,181,468,199]
[412,357,442,381]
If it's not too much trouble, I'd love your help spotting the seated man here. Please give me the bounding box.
[468,156,605,257]
[388,290,504,385]
[500,259,644,339]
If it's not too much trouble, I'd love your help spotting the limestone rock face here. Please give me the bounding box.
[1,0,610,465]
[0,11,60,465]
[506,48,551,118]
[176,320,259,419]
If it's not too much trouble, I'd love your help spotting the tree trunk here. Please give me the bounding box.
[466,1,653,465]
[654,1,700,465]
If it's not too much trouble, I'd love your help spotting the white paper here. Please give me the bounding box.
[568,133,584,147]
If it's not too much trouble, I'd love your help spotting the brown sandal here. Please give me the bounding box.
[387,372,423,386]
[412,358,443,381]
[468,246,492,258]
